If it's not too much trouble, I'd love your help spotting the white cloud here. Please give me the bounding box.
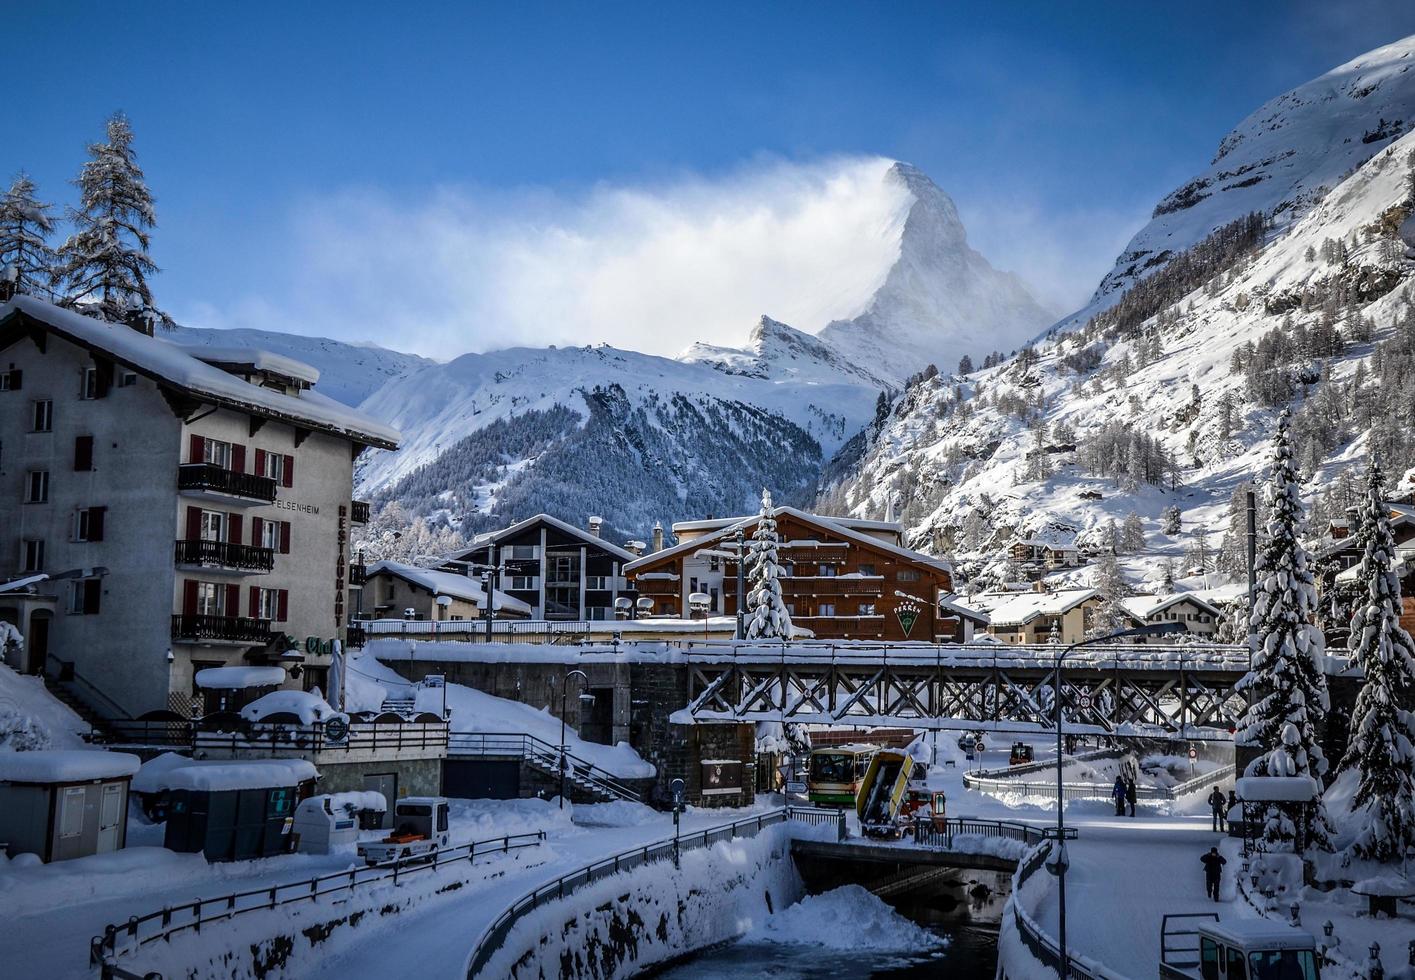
[194,156,916,359]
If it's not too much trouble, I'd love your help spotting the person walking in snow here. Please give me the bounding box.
[1200,847,1227,901]
[1208,786,1227,832]
[1112,775,1127,816]
[1125,777,1137,817]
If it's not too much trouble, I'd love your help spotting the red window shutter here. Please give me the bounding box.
[279,522,291,554]
[231,443,246,473]
[183,579,199,615]
[189,434,205,464]
[228,514,243,545]
[251,517,263,547]
[249,586,260,618]
[83,579,101,614]
[186,506,202,541]
[277,589,289,622]
[282,455,294,488]
[254,449,266,477]
[225,583,239,616]
[89,507,106,542]
[74,436,94,471]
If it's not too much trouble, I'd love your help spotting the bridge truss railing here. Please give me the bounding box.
[912,816,1056,849]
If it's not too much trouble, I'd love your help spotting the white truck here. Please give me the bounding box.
[1160,914,1321,980]
[356,796,451,867]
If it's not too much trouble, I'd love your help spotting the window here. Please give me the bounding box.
[508,575,538,591]
[859,602,876,616]
[119,371,137,387]
[81,367,100,399]
[250,517,289,553]
[22,539,44,572]
[75,507,106,542]
[689,576,699,594]
[200,510,227,542]
[897,570,921,582]
[31,399,52,432]
[68,578,101,614]
[858,563,876,576]
[59,787,86,838]
[0,368,17,391]
[252,587,287,621]
[254,449,293,487]
[196,582,226,617]
[709,554,719,571]
[24,470,48,503]
[73,435,94,471]
[818,564,836,577]
[818,603,836,616]
[203,438,231,469]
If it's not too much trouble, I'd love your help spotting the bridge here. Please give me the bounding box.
[681,641,1254,737]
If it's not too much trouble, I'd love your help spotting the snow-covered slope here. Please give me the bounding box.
[1084,35,1415,317]
[679,315,892,389]
[817,162,1057,379]
[171,324,430,406]
[826,104,1415,594]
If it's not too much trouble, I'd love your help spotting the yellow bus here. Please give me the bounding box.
[807,743,877,806]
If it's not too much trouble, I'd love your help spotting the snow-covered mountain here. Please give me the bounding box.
[823,38,1415,597]
[171,324,430,406]
[679,314,893,389]
[816,162,1057,379]
[1083,35,1415,318]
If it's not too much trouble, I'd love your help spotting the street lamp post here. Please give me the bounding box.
[557,669,590,809]
[735,530,746,640]
[1051,621,1186,979]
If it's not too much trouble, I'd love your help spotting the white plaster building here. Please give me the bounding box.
[0,296,398,719]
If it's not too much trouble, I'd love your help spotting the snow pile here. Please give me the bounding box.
[0,662,90,750]
[311,791,387,815]
[0,749,139,783]
[748,883,945,951]
[240,689,345,726]
[160,759,317,793]
[194,666,286,690]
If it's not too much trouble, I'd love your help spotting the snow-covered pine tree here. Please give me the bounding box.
[1122,512,1146,553]
[0,174,58,294]
[1336,459,1415,863]
[745,488,793,640]
[1158,559,1177,595]
[54,113,172,331]
[1236,409,1333,850]
[1161,505,1182,536]
[1088,552,1131,638]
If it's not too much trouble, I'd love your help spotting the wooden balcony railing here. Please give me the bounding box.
[177,463,277,503]
[351,500,371,524]
[170,614,275,644]
[780,577,884,595]
[174,539,275,573]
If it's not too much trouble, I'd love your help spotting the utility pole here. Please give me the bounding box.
[735,529,746,640]
[1246,489,1258,671]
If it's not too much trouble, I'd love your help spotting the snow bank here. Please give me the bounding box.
[309,791,387,815]
[240,689,344,725]
[447,797,575,841]
[194,666,286,690]
[164,759,318,793]
[749,884,946,952]
[0,662,90,750]
[0,749,139,783]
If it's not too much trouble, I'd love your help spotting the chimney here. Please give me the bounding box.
[652,521,664,553]
[625,540,645,556]
[1032,580,1048,594]
[885,493,896,524]
[588,516,603,538]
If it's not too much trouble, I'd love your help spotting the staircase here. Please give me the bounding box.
[44,676,116,741]
[379,695,417,715]
[447,732,644,804]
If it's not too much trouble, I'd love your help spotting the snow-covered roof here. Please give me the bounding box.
[673,514,904,536]
[240,689,345,725]
[366,560,533,614]
[1235,775,1319,802]
[449,513,639,563]
[626,506,950,575]
[937,594,990,625]
[163,758,319,793]
[972,588,1098,627]
[1119,593,1225,621]
[0,296,398,449]
[180,345,321,384]
[1011,538,1076,551]
[194,666,287,690]
[1199,919,1317,950]
[0,750,140,783]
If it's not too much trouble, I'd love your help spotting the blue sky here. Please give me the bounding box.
[7,2,1415,357]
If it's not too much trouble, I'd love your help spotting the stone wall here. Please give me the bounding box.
[315,757,442,799]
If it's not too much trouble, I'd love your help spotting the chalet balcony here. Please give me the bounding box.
[174,539,276,574]
[780,577,884,596]
[351,500,371,524]
[349,562,368,586]
[634,577,680,596]
[170,614,275,644]
[178,463,277,504]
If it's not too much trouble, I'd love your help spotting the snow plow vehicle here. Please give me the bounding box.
[356,796,450,867]
[1159,914,1320,980]
[857,748,915,838]
[1009,741,1035,766]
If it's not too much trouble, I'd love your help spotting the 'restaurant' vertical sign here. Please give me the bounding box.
[336,505,347,627]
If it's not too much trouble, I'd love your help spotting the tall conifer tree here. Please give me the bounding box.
[0,174,58,294]
[746,489,793,640]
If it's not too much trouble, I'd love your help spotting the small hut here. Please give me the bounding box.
[161,758,317,861]
[0,750,140,862]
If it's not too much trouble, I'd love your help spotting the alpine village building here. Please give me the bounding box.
[622,507,958,642]
[0,295,399,720]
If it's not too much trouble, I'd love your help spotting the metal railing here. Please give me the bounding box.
[92,830,546,979]
[174,538,275,572]
[92,719,449,755]
[466,808,823,978]
[912,816,1057,849]
[351,500,371,524]
[169,613,275,643]
[45,655,133,722]
[447,731,643,803]
[965,763,1235,803]
[176,462,277,502]
[360,619,599,643]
